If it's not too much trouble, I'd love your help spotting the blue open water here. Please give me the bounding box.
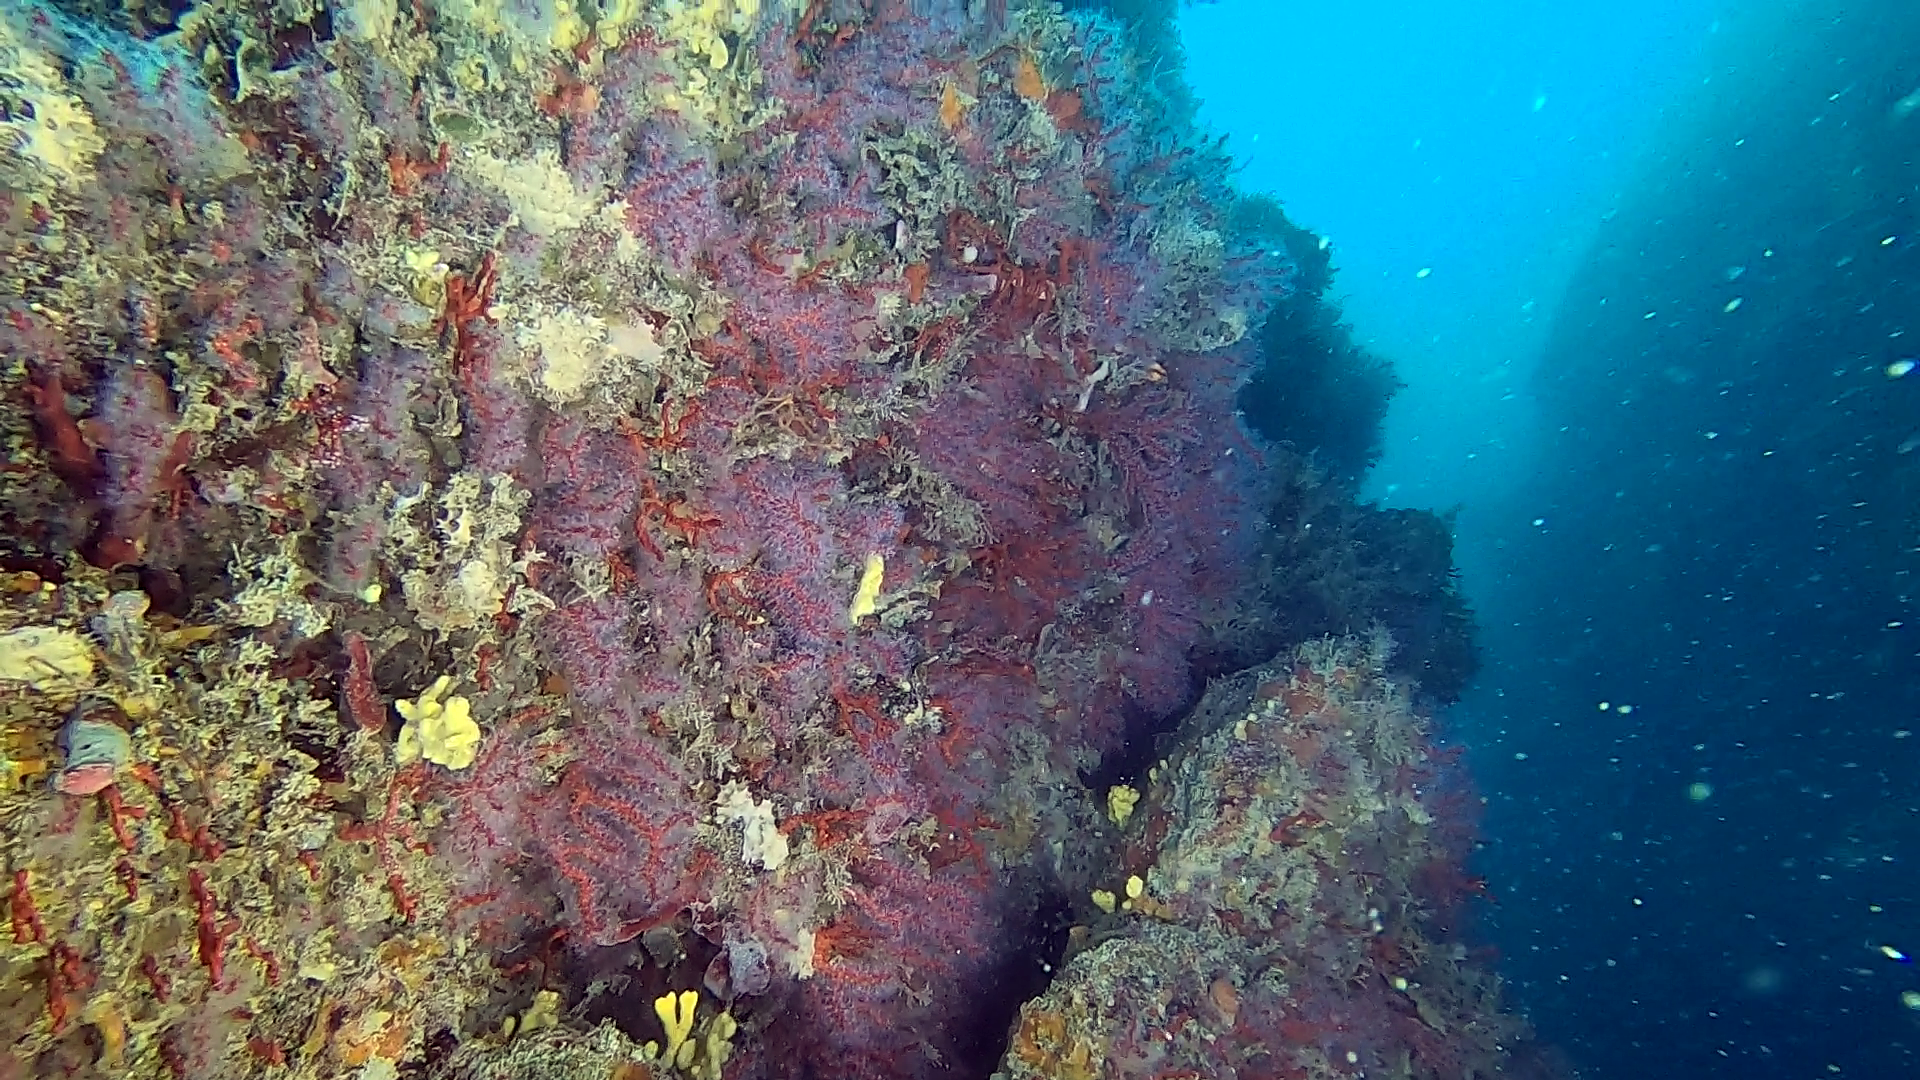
[1188,2,1920,1076]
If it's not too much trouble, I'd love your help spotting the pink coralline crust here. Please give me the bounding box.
[320,338,434,503]
[1116,590,1204,719]
[620,126,730,277]
[441,690,709,949]
[313,337,435,592]
[0,299,72,373]
[92,365,191,564]
[287,65,364,166]
[922,410,1080,536]
[538,593,687,714]
[761,134,891,242]
[701,458,910,654]
[318,509,385,596]
[752,28,917,168]
[782,850,1003,1078]
[537,711,709,946]
[354,53,426,150]
[454,326,538,481]
[536,421,644,562]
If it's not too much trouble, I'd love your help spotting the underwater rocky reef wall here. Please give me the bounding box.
[1,0,1535,1076]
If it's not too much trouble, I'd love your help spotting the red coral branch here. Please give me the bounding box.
[243,937,283,985]
[833,684,898,762]
[437,251,499,378]
[9,870,45,944]
[342,633,385,732]
[188,868,233,987]
[22,370,102,491]
[338,762,430,921]
[101,783,146,852]
[617,397,702,460]
[45,941,86,1033]
[140,954,172,1002]
[388,141,450,196]
[633,475,722,560]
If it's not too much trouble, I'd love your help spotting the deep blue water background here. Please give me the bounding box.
[1185,1,1920,1077]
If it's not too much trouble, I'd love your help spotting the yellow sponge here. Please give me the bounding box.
[847,552,886,626]
[655,989,698,1064]
[0,626,95,692]
[394,675,481,770]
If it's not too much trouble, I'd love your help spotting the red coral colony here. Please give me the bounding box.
[0,1,1550,1078]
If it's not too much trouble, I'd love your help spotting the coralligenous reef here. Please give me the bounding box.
[0,1,1536,1076]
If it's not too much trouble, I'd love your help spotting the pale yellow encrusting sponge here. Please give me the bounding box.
[394,675,481,770]
[0,10,105,193]
[0,626,95,692]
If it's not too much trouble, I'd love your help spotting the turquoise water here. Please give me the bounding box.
[1192,1,1920,1076]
